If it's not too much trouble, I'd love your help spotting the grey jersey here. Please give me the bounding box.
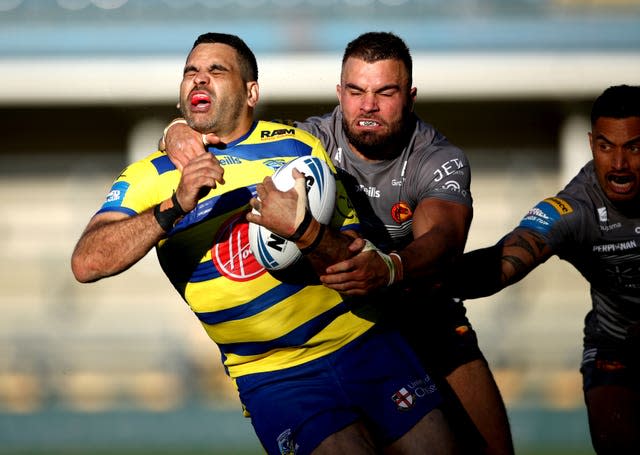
[518,161,640,348]
[296,106,472,251]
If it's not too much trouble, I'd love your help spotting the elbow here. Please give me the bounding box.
[71,253,100,283]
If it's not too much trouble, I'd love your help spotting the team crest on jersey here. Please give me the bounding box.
[211,212,266,282]
[391,201,413,224]
[264,159,288,173]
[391,387,415,411]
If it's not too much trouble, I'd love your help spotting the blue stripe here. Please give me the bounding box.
[217,301,350,357]
[227,139,312,161]
[195,282,305,324]
[151,155,176,175]
[172,186,256,234]
[96,206,137,217]
[341,222,360,232]
[190,260,222,283]
[303,156,327,195]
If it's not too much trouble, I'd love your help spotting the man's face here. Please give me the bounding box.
[590,116,640,203]
[337,57,416,160]
[179,43,249,136]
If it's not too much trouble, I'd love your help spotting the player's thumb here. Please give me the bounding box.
[203,133,222,147]
[292,169,308,227]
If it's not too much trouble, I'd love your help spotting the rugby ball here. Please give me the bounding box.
[249,156,336,270]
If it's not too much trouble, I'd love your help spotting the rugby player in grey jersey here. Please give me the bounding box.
[451,84,640,454]
[162,32,513,454]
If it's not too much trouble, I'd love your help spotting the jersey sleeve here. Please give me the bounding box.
[96,152,178,217]
[516,196,582,249]
[406,138,472,207]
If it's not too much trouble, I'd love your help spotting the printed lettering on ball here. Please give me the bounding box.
[249,156,336,270]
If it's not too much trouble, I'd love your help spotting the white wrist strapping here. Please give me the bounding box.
[362,239,397,286]
[162,118,188,150]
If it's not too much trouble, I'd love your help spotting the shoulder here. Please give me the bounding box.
[119,151,177,183]
[255,120,323,147]
[97,151,176,216]
[294,108,340,145]
[405,121,470,183]
[407,119,469,168]
[518,195,586,238]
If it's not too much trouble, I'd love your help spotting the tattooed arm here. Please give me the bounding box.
[450,227,555,299]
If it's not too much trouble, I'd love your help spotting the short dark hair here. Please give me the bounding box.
[591,85,640,125]
[342,32,413,87]
[190,32,258,83]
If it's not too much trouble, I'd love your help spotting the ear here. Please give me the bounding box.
[247,81,259,108]
[588,131,595,157]
[336,84,342,104]
[409,87,417,111]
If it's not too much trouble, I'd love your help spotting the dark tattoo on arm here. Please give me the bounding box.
[500,230,549,283]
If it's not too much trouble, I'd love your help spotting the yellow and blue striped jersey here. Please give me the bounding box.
[97,121,372,378]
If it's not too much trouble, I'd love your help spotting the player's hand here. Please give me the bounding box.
[165,121,217,171]
[247,168,308,238]
[174,153,225,212]
[319,238,391,295]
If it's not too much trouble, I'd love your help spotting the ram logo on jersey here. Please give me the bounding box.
[261,128,295,139]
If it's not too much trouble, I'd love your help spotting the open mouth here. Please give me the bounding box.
[190,92,211,111]
[607,173,636,193]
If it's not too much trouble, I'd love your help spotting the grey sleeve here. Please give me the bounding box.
[406,143,472,207]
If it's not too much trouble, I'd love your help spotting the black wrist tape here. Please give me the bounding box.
[300,223,326,255]
[154,192,187,232]
[287,208,313,242]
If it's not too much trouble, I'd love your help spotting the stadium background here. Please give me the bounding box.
[1,0,639,453]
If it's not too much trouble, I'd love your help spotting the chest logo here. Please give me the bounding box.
[391,201,413,224]
[211,212,266,282]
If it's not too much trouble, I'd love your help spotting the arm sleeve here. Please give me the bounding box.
[96,153,175,217]
[406,140,472,208]
[516,196,580,250]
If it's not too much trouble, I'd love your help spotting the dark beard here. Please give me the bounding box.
[342,114,413,161]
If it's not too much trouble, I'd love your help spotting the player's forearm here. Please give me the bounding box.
[71,211,164,283]
[447,245,508,299]
[400,225,465,284]
[301,225,358,273]
[451,228,552,298]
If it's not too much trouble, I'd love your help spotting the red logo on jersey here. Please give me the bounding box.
[391,201,413,224]
[211,212,266,282]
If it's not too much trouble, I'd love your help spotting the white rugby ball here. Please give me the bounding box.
[249,156,336,270]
